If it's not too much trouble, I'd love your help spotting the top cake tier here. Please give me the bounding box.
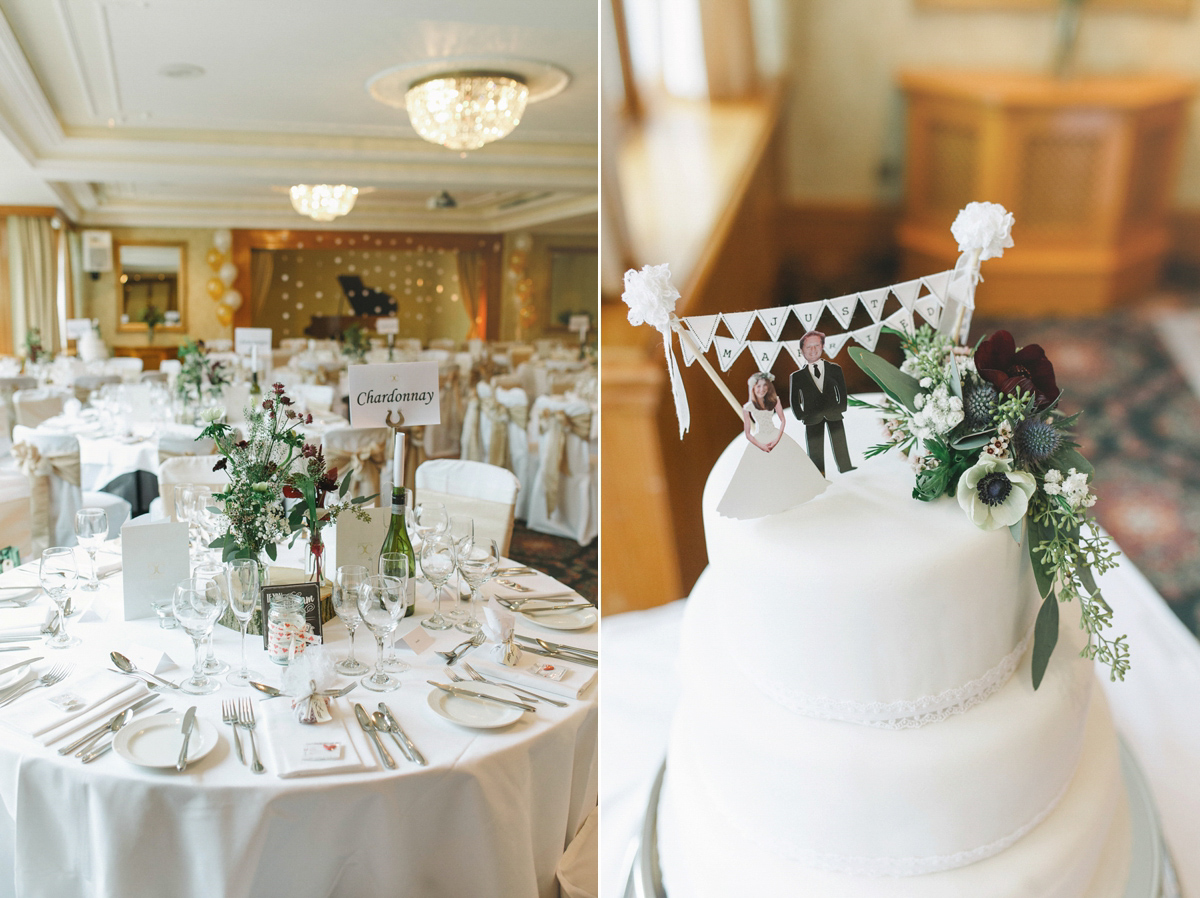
[698,401,1040,726]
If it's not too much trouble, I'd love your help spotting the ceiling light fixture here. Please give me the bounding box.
[404,72,529,150]
[289,184,359,221]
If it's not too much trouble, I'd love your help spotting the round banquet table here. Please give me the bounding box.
[0,559,597,898]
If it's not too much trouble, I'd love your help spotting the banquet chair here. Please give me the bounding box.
[159,359,182,380]
[525,396,596,546]
[104,357,144,382]
[322,427,389,503]
[464,382,532,517]
[422,364,463,461]
[415,459,519,557]
[152,455,229,522]
[139,371,168,385]
[158,431,218,467]
[428,338,457,352]
[11,426,132,554]
[12,389,64,428]
[291,383,334,414]
[0,376,36,439]
[72,374,122,404]
[556,805,598,898]
[509,344,535,369]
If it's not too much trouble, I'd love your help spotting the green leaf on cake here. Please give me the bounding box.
[1032,592,1060,691]
[1027,515,1056,599]
[847,347,922,412]
[1008,518,1024,546]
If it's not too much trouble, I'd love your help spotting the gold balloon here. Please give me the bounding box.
[215,305,234,326]
[206,247,224,271]
[206,277,225,301]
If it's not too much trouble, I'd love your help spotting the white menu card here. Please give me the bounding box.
[120,520,189,621]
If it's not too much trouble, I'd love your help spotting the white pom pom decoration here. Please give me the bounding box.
[950,202,1014,261]
[622,263,680,334]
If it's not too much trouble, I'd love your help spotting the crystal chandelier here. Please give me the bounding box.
[289,184,359,221]
[404,73,530,151]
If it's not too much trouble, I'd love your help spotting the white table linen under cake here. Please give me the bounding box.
[0,560,597,898]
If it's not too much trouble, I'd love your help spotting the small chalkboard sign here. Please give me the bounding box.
[260,581,323,651]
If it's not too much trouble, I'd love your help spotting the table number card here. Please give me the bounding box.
[330,506,390,573]
[376,317,399,335]
[347,362,441,428]
[120,520,189,621]
[259,582,323,650]
[235,327,272,356]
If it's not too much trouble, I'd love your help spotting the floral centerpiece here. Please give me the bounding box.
[141,303,166,343]
[340,324,369,363]
[848,325,1126,690]
[23,327,49,365]
[175,339,228,418]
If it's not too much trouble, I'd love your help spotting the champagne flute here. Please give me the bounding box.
[419,532,455,631]
[455,539,500,633]
[333,565,370,676]
[357,574,406,692]
[446,514,474,619]
[378,553,411,672]
[192,561,231,675]
[40,547,79,649]
[74,507,108,591]
[173,577,224,695]
[226,558,262,686]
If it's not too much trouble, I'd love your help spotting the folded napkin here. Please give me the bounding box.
[0,669,141,743]
[486,570,577,602]
[96,558,122,578]
[258,697,377,778]
[0,606,53,638]
[472,657,596,700]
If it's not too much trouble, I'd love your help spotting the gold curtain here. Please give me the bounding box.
[7,216,59,355]
[456,250,486,340]
[251,248,275,319]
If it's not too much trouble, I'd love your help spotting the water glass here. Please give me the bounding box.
[357,574,406,692]
[446,514,474,619]
[40,547,79,649]
[193,561,231,676]
[333,565,370,676]
[455,539,500,633]
[74,508,108,591]
[419,532,455,631]
[173,577,224,695]
[378,553,411,672]
[227,558,262,686]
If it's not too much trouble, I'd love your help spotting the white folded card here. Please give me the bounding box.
[258,698,376,778]
[485,570,577,602]
[123,644,177,675]
[347,361,441,427]
[121,520,189,621]
[330,506,390,574]
[472,657,596,700]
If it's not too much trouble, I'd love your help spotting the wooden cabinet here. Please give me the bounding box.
[112,345,177,371]
[899,71,1194,315]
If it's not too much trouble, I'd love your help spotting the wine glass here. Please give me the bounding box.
[413,501,447,582]
[189,486,215,559]
[455,539,500,633]
[333,565,370,676]
[74,507,108,591]
[357,574,406,692]
[446,514,474,620]
[40,547,79,649]
[192,561,230,676]
[378,553,411,672]
[226,558,262,686]
[419,532,455,631]
[173,577,224,695]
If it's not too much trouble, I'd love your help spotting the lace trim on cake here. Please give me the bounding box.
[758,626,1035,730]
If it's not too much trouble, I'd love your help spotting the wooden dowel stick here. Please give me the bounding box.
[671,317,742,418]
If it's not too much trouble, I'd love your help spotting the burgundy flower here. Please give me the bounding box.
[262,399,274,411]
[283,484,302,499]
[302,444,317,458]
[279,396,293,406]
[974,331,1060,411]
[317,467,339,493]
[212,457,227,471]
[272,382,285,395]
[304,413,313,424]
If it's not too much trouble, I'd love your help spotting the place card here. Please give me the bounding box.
[347,361,441,428]
[399,625,433,655]
[124,644,176,674]
[120,520,189,621]
[329,506,390,573]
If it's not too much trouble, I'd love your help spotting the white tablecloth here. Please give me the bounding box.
[0,561,597,898]
[599,558,1200,898]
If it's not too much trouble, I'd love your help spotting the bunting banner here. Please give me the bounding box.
[822,332,852,359]
[790,300,825,333]
[827,294,858,329]
[683,314,721,352]
[913,295,943,325]
[721,310,757,343]
[757,307,790,341]
[921,270,952,303]
[858,287,889,322]
[712,336,745,372]
[891,278,923,310]
[747,340,783,373]
[853,321,883,352]
[679,331,698,367]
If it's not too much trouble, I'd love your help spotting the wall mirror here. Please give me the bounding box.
[547,247,598,332]
[115,242,186,333]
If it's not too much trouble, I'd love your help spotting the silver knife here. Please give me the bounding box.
[354,703,395,769]
[518,644,598,667]
[518,602,594,614]
[0,636,40,643]
[378,702,426,766]
[0,646,30,653]
[59,694,161,755]
[176,706,197,772]
[427,681,536,712]
[514,635,597,657]
[0,656,42,678]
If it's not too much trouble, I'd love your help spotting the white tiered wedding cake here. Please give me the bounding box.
[656,405,1130,897]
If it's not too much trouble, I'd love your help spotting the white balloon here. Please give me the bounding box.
[212,229,232,254]
[218,261,238,287]
[514,232,532,252]
[220,289,243,311]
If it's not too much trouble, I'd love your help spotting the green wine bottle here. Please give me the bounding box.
[249,368,262,398]
[380,489,417,617]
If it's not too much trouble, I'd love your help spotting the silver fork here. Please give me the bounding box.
[238,698,264,774]
[461,662,568,707]
[0,664,71,708]
[222,701,244,765]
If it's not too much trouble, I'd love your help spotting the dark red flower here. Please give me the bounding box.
[262,399,274,411]
[302,444,317,458]
[272,382,285,395]
[974,331,1060,411]
[317,467,339,493]
[283,484,302,499]
[212,457,227,471]
[304,413,313,424]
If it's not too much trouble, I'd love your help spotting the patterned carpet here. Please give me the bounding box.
[508,522,597,604]
[975,297,1200,636]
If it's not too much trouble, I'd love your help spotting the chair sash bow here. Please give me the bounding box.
[538,408,592,515]
[480,396,529,470]
[13,441,82,555]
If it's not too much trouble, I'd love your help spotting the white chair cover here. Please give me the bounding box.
[11,426,131,553]
[72,374,121,404]
[159,359,182,379]
[104,357,144,382]
[139,371,168,385]
[415,459,519,557]
[154,455,229,522]
[0,461,32,562]
[423,364,463,460]
[221,382,252,424]
[468,383,531,518]
[12,389,64,428]
[428,338,457,352]
[0,377,36,440]
[525,396,596,546]
[321,427,389,503]
[291,383,334,414]
[158,431,218,466]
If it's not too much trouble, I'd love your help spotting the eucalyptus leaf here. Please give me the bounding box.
[265,542,277,561]
[1077,563,1098,596]
[1031,592,1060,691]
[1009,518,1023,546]
[951,431,994,451]
[847,347,922,412]
[1027,516,1056,599]
[947,352,963,400]
[339,468,353,497]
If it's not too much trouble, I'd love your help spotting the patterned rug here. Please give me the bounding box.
[508,522,597,604]
[975,298,1200,636]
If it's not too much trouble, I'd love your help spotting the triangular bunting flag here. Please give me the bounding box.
[947,270,975,307]
[913,295,943,325]
[683,314,721,352]
[790,300,825,333]
[827,293,858,329]
[721,310,758,343]
[712,336,745,372]
[747,341,783,373]
[858,287,889,322]
[884,307,914,334]
[890,278,923,310]
[921,270,952,303]
[822,332,851,359]
[679,331,698,367]
[782,339,806,368]
[757,307,790,341]
[853,322,883,352]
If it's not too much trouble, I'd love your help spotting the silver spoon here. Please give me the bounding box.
[110,652,181,690]
[63,708,132,757]
[249,681,357,700]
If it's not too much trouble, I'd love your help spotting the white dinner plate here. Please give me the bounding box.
[0,587,41,607]
[520,606,598,631]
[113,713,219,769]
[426,681,524,729]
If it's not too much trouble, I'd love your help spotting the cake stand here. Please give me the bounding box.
[624,742,1178,898]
